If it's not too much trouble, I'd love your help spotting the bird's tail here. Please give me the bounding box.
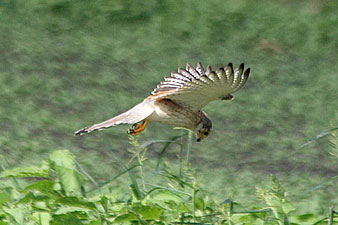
[74,100,155,135]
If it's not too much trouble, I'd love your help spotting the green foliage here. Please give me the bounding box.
[0,139,337,224]
[256,176,295,225]
[0,161,49,178]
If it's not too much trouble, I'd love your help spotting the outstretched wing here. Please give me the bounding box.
[74,100,155,135]
[150,62,250,109]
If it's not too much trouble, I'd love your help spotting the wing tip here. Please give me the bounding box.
[227,62,233,69]
[206,65,212,74]
[244,67,251,77]
[186,63,193,70]
[239,63,244,71]
[74,128,89,136]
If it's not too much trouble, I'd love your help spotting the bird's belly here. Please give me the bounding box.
[147,99,201,129]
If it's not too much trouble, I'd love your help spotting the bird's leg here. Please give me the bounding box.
[128,119,149,136]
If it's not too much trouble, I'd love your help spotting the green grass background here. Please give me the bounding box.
[1,0,337,215]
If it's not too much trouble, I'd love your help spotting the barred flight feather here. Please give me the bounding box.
[186,64,200,79]
[232,68,250,92]
[206,65,213,75]
[198,75,213,86]
[178,68,195,80]
[216,68,227,85]
[207,71,219,83]
[164,77,186,85]
[225,63,234,82]
[196,62,205,75]
[151,62,250,109]
[171,72,191,82]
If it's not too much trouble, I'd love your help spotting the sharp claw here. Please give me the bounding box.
[128,120,148,136]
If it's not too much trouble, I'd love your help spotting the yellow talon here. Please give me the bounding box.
[128,119,149,136]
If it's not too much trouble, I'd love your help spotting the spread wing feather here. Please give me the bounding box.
[151,62,250,109]
[74,100,154,135]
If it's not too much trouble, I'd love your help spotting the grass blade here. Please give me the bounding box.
[145,183,192,197]
[87,164,139,193]
[156,134,185,170]
[300,127,338,149]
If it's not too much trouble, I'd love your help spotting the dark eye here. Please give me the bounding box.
[204,131,209,136]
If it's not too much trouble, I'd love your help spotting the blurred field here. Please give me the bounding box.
[1,0,337,215]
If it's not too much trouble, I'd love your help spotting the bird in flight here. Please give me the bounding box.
[75,62,250,141]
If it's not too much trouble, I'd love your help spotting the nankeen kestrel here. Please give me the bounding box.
[75,62,250,141]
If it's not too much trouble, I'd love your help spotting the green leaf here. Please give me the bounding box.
[54,206,90,215]
[149,189,182,203]
[3,206,26,224]
[131,203,163,220]
[0,191,11,207]
[32,212,51,225]
[113,213,138,224]
[55,196,96,210]
[291,213,320,224]
[23,180,59,199]
[194,197,205,211]
[0,160,49,178]
[50,150,76,169]
[17,191,49,204]
[281,200,296,214]
[231,213,266,225]
[51,214,83,225]
[50,150,86,196]
[87,220,102,225]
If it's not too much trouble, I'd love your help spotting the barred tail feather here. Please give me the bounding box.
[74,100,154,135]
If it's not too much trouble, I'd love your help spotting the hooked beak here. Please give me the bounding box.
[196,132,205,142]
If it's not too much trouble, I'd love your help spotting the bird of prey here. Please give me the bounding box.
[75,62,250,141]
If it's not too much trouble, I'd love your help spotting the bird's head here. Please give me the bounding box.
[196,111,212,142]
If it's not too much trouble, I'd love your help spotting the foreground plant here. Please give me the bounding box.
[0,134,337,224]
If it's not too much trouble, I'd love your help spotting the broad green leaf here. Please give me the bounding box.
[0,191,11,207]
[3,206,26,224]
[194,197,205,211]
[231,213,266,225]
[281,200,296,214]
[32,212,51,225]
[23,180,58,198]
[33,201,49,211]
[87,220,102,225]
[50,150,76,169]
[131,204,163,220]
[149,189,182,203]
[50,150,86,196]
[57,167,85,195]
[55,196,96,210]
[0,160,49,178]
[144,189,189,215]
[291,213,320,224]
[98,195,125,212]
[17,191,49,204]
[50,214,83,225]
[54,206,91,215]
[113,213,138,224]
